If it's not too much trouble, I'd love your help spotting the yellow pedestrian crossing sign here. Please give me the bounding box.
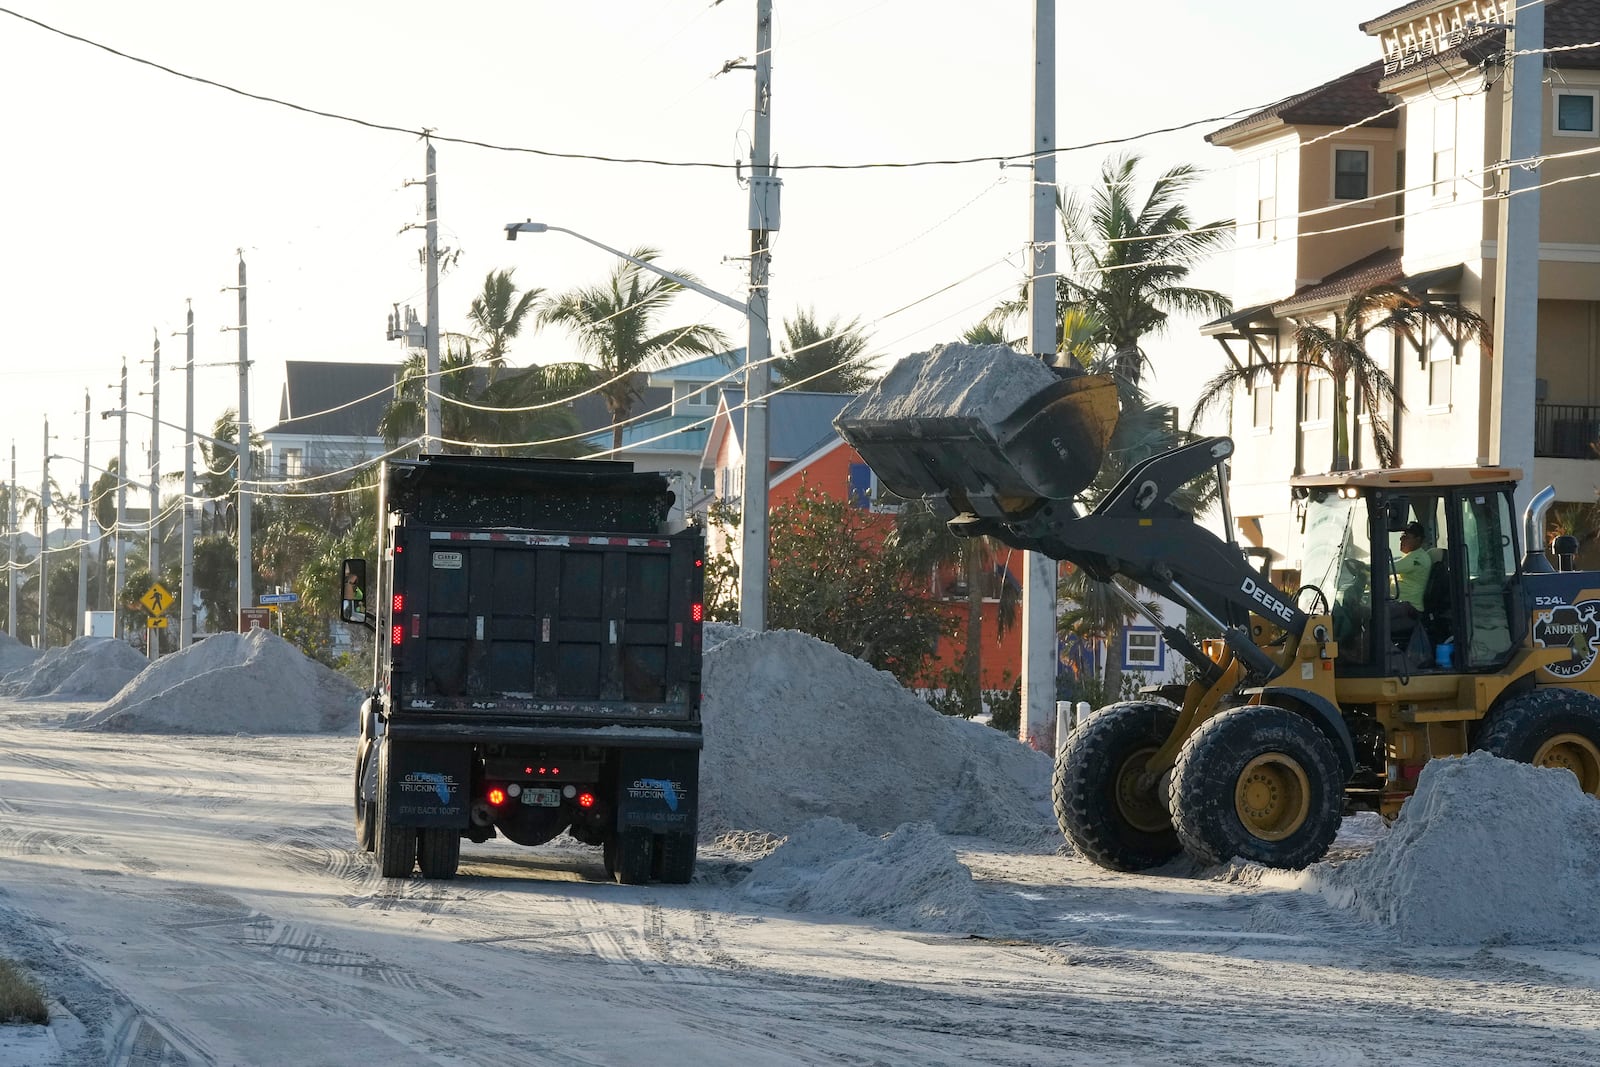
[140,582,174,616]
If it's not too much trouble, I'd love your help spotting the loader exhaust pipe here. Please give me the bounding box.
[1521,485,1557,574]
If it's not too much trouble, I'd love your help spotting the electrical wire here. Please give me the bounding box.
[0,5,1320,173]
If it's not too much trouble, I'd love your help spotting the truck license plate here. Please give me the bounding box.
[521,788,561,807]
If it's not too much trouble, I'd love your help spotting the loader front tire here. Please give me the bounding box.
[1170,705,1343,869]
[1054,701,1182,871]
[1477,687,1600,796]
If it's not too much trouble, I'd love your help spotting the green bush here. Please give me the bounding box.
[0,957,47,1024]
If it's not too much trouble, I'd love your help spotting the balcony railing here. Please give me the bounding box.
[1535,403,1600,460]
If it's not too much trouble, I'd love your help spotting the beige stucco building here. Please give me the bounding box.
[1203,0,1600,580]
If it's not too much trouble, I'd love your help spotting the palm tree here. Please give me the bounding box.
[378,349,593,457]
[1191,284,1492,471]
[1058,565,1164,702]
[1056,353,1198,698]
[467,269,543,379]
[775,308,875,393]
[538,247,731,451]
[1058,153,1233,388]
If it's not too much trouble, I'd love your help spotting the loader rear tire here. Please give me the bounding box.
[374,742,418,878]
[1053,701,1182,871]
[1477,688,1600,796]
[1170,705,1343,869]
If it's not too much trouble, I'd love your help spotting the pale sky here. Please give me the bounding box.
[0,1,1376,510]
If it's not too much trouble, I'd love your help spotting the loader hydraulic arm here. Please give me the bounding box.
[832,350,1305,685]
[966,436,1304,682]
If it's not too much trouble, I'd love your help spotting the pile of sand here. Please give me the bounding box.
[74,629,361,735]
[0,630,40,673]
[699,625,1056,847]
[737,817,993,933]
[0,636,148,700]
[1312,752,1600,944]
[835,342,1058,426]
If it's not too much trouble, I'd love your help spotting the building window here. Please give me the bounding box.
[847,463,872,509]
[1427,328,1453,408]
[1555,90,1599,136]
[1432,99,1457,197]
[1394,150,1407,232]
[675,381,716,410]
[282,448,303,477]
[1252,381,1273,430]
[1334,148,1371,201]
[1123,627,1165,672]
[1302,372,1332,424]
[1256,154,1277,242]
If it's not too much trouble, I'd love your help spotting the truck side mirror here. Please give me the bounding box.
[1384,498,1410,533]
[341,558,368,623]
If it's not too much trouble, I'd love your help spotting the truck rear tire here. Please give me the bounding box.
[653,831,697,884]
[1477,687,1600,796]
[1054,701,1183,871]
[375,743,417,878]
[417,828,461,880]
[615,828,653,885]
[1170,704,1343,869]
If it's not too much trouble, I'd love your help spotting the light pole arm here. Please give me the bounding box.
[103,407,232,450]
[505,221,748,314]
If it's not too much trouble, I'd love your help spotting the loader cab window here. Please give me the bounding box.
[1301,490,1373,666]
[1458,490,1520,669]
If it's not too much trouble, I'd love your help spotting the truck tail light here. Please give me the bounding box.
[393,593,404,612]
[391,624,403,646]
[487,787,507,806]
[691,602,703,623]
[577,791,595,809]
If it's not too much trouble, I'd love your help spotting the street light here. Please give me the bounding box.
[504,219,773,630]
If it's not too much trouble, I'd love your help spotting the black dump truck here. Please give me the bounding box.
[341,454,704,883]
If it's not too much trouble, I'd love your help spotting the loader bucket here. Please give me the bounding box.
[834,344,1119,518]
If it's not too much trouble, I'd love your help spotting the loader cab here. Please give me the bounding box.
[1293,468,1525,677]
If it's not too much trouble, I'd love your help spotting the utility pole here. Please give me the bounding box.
[227,254,254,628]
[38,419,49,651]
[115,358,128,639]
[739,0,777,631]
[180,302,195,648]
[1022,0,1059,749]
[8,442,16,637]
[1489,3,1543,518]
[78,392,89,638]
[424,140,441,451]
[148,329,161,659]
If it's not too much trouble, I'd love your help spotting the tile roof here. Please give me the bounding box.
[1371,0,1600,86]
[1273,248,1404,316]
[1361,0,1451,32]
[263,361,400,438]
[1261,249,1464,318]
[1208,61,1396,145]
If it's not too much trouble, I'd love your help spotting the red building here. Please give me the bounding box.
[700,391,1022,692]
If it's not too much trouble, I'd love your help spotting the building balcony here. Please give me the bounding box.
[1535,404,1600,460]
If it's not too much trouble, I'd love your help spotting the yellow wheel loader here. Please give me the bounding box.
[835,344,1600,871]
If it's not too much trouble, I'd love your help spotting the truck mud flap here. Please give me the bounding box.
[616,748,699,832]
[383,741,472,828]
